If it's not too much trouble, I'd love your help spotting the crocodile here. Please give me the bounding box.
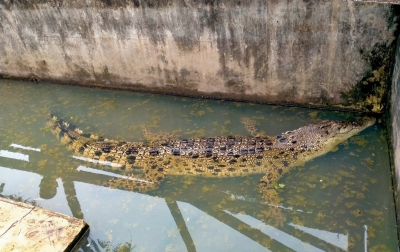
[48,116,374,193]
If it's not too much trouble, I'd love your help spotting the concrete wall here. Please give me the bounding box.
[391,27,400,231]
[0,0,398,112]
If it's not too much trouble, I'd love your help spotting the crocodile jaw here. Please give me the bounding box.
[298,118,375,165]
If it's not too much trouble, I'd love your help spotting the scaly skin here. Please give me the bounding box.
[48,116,375,193]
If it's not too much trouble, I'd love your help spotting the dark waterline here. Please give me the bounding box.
[0,80,397,251]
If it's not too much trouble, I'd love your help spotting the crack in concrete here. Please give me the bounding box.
[0,206,35,237]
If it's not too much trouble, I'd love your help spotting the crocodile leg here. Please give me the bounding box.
[106,160,167,193]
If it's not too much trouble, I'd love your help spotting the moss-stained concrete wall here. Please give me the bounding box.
[0,0,398,112]
[391,30,400,230]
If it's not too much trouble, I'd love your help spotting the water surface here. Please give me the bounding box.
[0,80,397,251]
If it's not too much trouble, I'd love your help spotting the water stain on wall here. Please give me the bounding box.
[0,0,398,112]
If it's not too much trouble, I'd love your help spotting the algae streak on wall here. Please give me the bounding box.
[0,0,397,113]
[391,23,400,236]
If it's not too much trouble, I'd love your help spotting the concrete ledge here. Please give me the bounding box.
[353,0,400,5]
[0,197,89,252]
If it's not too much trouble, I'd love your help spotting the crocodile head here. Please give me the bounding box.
[274,117,375,161]
[259,118,375,189]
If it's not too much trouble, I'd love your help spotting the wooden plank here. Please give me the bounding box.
[0,197,89,252]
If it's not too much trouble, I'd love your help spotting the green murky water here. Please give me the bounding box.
[0,80,397,251]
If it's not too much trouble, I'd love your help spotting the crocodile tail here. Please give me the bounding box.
[47,116,85,148]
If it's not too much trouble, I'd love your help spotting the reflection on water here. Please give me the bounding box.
[0,80,397,251]
[224,210,325,251]
[0,150,29,161]
[220,191,313,214]
[73,156,123,168]
[76,165,153,183]
[10,143,41,152]
[288,223,348,250]
[177,202,269,251]
[74,182,187,251]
